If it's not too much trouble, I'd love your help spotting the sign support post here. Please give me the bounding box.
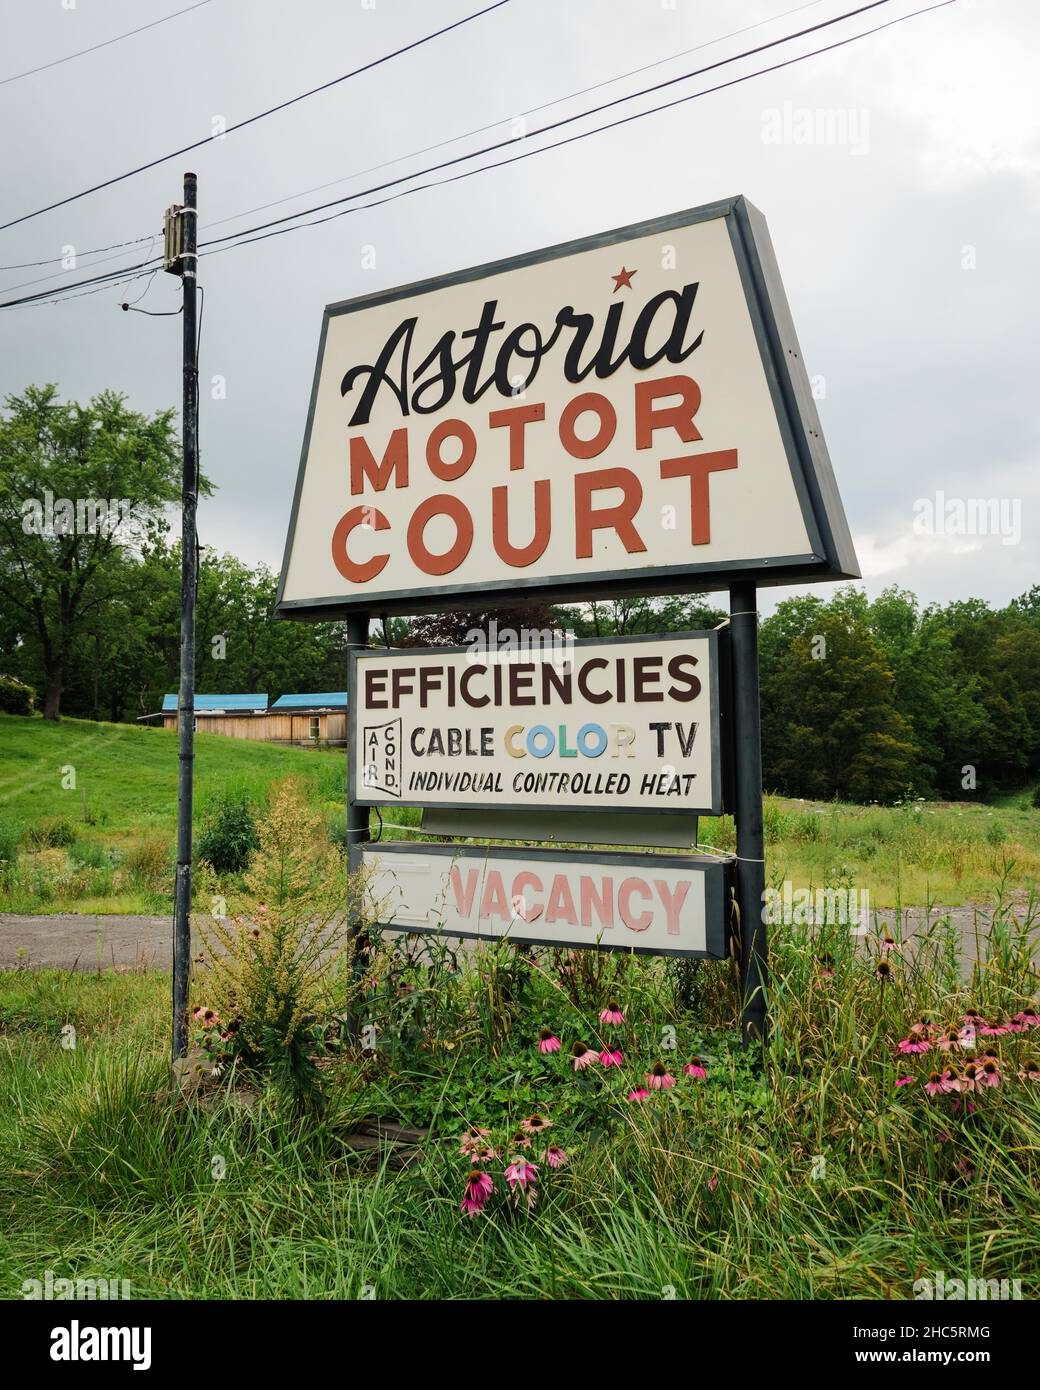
[729,581,768,1045]
[172,171,198,1064]
[346,608,370,1014]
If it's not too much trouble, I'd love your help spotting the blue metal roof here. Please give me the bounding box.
[161,693,268,712]
[270,692,348,709]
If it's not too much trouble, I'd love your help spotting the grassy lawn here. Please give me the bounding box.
[2,713,1038,913]
[1,898,1038,1300]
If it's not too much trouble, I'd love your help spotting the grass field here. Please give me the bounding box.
[1,901,1037,1300]
[2,713,1038,913]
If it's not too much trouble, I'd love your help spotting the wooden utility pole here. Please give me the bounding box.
[170,172,199,1062]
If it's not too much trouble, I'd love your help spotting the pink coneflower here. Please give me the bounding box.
[599,1048,624,1067]
[520,1114,551,1135]
[881,934,898,956]
[979,1020,1009,1037]
[627,1088,651,1103]
[571,1041,598,1070]
[707,1173,719,1192]
[955,1157,975,1179]
[1017,1060,1040,1083]
[817,953,836,979]
[895,1074,914,1087]
[460,1170,494,1216]
[192,1006,220,1028]
[941,1066,962,1092]
[683,1058,707,1080]
[980,1060,1001,1088]
[959,1063,981,1093]
[962,1010,985,1028]
[459,1126,492,1157]
[897,1037,930,1054]
[545,1144,568,1169]
[646,1061,676,1090]
[509,1132,532,1151]
[599,1002,626,1025]
[538,1029,561,1054]
[909,1016,932,1036]
[1015,1007,1039,1028]
[504,1158,538,1190]
[925,1072,947,1096]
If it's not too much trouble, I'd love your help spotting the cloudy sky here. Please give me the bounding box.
[1,0,1036,614]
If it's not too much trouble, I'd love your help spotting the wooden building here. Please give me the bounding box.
[140,692,348,745]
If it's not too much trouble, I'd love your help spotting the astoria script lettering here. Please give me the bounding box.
[340,284,704,425]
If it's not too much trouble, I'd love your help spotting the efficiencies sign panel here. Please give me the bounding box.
[359,843,731,958]
[277,196,858,619]
[349,631,723,816]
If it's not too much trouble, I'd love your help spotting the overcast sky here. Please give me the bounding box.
[1,0,1036,615]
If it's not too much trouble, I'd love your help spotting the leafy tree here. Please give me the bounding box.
[0,385,191,719]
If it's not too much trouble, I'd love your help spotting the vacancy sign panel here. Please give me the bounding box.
[278,197,858,617]
[360,844,731,959]
[350,631,722,816]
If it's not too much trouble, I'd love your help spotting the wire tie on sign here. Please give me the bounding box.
[728,610,758,619]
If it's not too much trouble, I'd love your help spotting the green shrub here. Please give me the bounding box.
[24,816,77,850]
[0,674,34,714]
[195,794,259,875]
[123,832,171,888]
[69,839,109,870]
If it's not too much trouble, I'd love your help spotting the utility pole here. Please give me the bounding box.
[168,172,199,1063]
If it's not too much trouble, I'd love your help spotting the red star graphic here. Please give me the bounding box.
[611,266,636,293]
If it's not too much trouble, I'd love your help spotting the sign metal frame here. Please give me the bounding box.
[275,195,858,621]
[348,628,724,818]
[354,840,733,961]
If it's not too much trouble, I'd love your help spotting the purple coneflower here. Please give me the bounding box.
[925,1072,947,1097]
[646,1062,676,1090]
[460,1170,494,1216]
[538,1029,561,1054]
[545,1145,568,1169]
[683,1058,707,1079]
[980,1060,1001,1088]
[897,1037,929,1054]
[599,1002,626,1025]
[571,1041,598,1070]
[520,1114,551,1135]
[627,1088,651,1102]
[895,1074,914,1087]
[599,1048,624,1067]
[504,1158,538,1190]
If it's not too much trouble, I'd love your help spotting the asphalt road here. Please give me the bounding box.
[1,899,1035,972]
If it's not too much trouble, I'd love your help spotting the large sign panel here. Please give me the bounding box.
[349,631,723,816]
[359,843,731,958]
[277,196,858,618]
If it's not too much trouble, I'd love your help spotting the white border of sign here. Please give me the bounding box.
[348,629,724,816]
[357,842,732,959]
[276,195,858,620]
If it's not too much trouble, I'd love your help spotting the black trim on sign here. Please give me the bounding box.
[274,195,858,620]
[355,841,733,960]
[348,629,723,817]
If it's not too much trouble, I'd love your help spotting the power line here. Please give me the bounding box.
[202,0,835,235]
[0,0,514,234]
[0,0,216,87]
[199,0,958,258]
[199,0,908,252]
[1,0,959,310]
[0,0,831,274]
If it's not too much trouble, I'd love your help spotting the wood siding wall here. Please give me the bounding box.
[159,712,348,744]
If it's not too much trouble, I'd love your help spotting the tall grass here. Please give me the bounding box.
[2,886,1037,1300]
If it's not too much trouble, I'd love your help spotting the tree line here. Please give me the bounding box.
[3,386,1038,803]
